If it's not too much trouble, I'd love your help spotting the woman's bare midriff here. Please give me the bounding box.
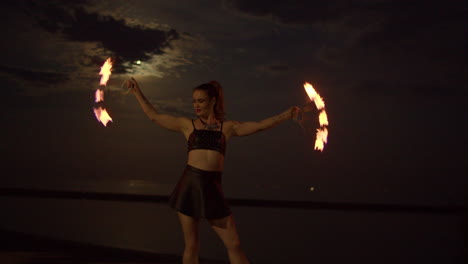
[187,149,224,171]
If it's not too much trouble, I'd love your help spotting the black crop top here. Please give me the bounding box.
[187,120,226,155]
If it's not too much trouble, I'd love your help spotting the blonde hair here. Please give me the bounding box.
[193,81,225,121]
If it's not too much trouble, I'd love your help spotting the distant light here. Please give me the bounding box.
[310,187,315,191]
[136,60,141,65]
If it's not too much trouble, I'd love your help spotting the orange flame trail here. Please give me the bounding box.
[93,107,112,127]
[95,89,104,103]
[99,58,112,86]
[93,58,113,127]
[303,82,329,151]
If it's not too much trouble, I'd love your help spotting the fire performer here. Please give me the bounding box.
[126,78,300,264]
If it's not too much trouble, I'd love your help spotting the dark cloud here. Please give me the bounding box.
[225,0,468,51]
[224,0,355,25]
[227,0,468,56]
[21,1,180,74]
[227,0,467,96]
[354,1,467,54]
[0,65,69,85]
[151,98,193,117]
[352,79,467,97]
[226,0,467,28]
[255,62,293,75]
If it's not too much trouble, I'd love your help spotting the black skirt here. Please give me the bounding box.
[169,165,231,219]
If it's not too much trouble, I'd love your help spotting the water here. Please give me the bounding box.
[0,192,464,264]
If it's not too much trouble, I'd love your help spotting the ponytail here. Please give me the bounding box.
[193,81,226,121]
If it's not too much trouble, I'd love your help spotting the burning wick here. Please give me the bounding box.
[93,58,113,127]
[95,89,104,103]
[99,58,112,85]
[303,82,329,151]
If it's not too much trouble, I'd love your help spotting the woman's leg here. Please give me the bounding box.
[177,212,200,264]
[208,214,250,264]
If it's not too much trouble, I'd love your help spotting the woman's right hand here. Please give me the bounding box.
[125,77,139,94]
[288,106,301,120]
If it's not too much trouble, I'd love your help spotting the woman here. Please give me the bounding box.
[126,78,299,264]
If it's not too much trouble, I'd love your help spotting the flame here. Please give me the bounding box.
[99,58,113,86]
[319,110,328,126]
[95,89,104,103]
[304,82,329,151]
[93,107,113,127]
[304,82,325,110]
[314,127,328,151]
[304,83,317,100]
[93,58,113,126]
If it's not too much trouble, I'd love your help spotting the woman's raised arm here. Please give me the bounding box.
[230,106,300,137]
[127,78,189,133]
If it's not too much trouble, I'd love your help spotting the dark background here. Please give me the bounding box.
[1,0,466,207]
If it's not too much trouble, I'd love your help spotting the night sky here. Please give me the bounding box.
[1,0,466,207]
